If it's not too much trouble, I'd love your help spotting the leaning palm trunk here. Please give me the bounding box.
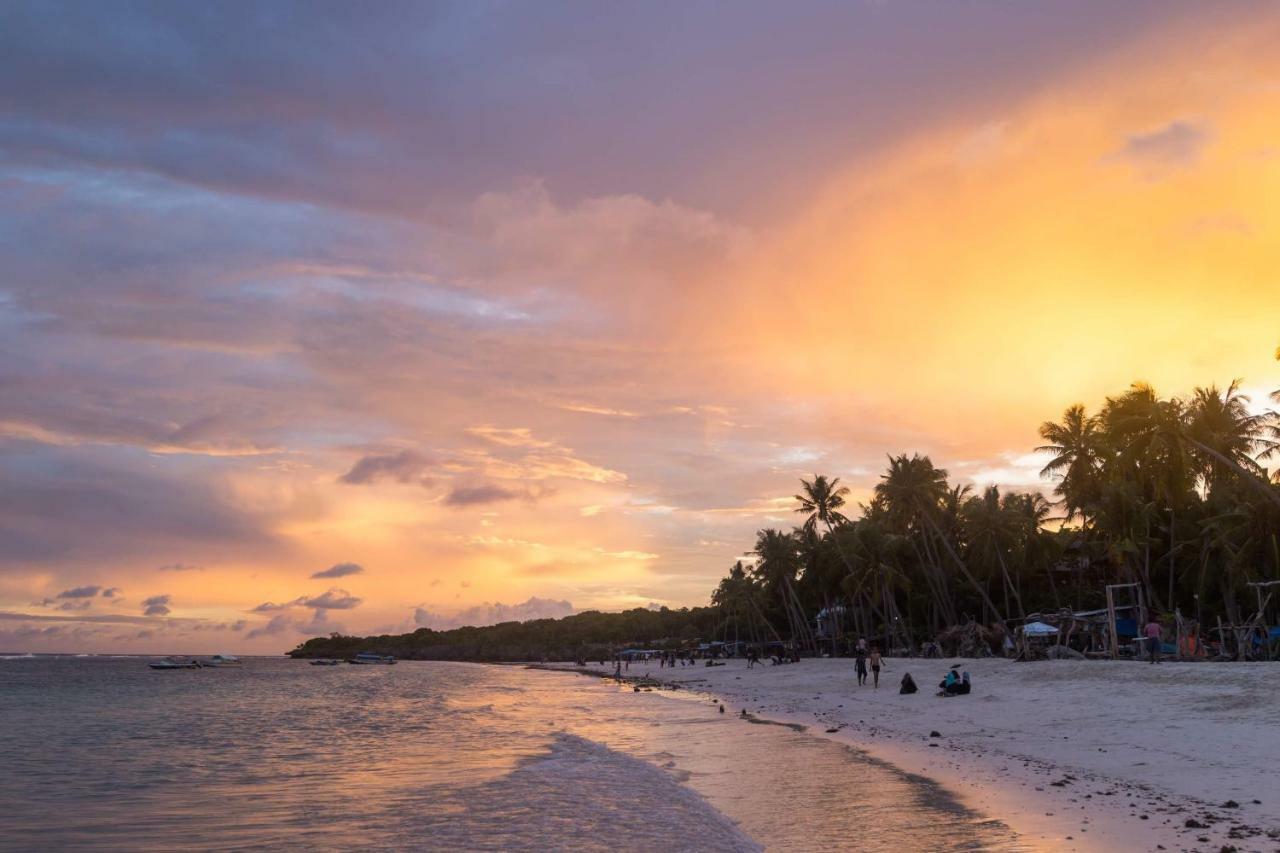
[994,549,1026,619]
[1186,437,1280,508]
[922,510,1010,627]
[747,595,785,644]
[918,533,959,625]
[779,576,813,653]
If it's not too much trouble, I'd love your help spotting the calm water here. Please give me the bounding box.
[0,656,1022,851]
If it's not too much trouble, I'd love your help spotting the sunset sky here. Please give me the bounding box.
[2,2,1279,652]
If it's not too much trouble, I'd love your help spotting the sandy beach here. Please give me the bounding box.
[554,658,1280,852]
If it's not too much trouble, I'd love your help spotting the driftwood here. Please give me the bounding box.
[936,621,1004,657]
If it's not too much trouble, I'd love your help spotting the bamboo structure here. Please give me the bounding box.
[1105,582,1144,659]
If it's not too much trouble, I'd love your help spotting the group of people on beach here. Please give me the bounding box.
[847,639,973,698]
[657,651,697,668]
[852,639,884,688]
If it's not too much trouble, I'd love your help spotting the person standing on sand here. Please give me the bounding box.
[854,645,868,686]
[1144,617,1162,664]
[869,646,883,688]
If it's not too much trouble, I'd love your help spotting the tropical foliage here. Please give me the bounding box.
[290,606,720,662]
[709,375,1280,655]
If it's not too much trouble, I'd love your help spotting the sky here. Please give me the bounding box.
[2,1,1279,653]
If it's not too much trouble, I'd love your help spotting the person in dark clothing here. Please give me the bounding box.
[854,646,868,686]
[938,667,962,696]
[899,672,918,694]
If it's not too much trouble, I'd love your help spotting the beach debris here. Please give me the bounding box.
[1221,800,1239,809]
[1184,818,1208,829]
[929,730,941,738]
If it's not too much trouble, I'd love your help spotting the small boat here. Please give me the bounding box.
[148,656,202,670]
[202,654,242,667]
[309,658,341,666]
[347,652,396,665]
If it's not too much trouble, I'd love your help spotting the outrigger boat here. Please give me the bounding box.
[148,656,202,670]
[347,652,396,665]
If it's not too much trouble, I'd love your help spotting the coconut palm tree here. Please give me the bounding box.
[751,529,814,651]
[875,454,1009,626]
[962,486,1026,620]
[1038,404,1105,526]
[795,474,850,534]
[1187,381,1267,494]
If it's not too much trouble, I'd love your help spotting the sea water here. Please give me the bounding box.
[0,657,1022,851]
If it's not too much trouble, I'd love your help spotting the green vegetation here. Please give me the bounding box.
[290,606,719,662]
[295,361,1280,662]
[718,376,1280,656]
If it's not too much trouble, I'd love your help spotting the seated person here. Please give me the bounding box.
[957,671,971,695]
[938,668,962,695]
[899,672,918,694]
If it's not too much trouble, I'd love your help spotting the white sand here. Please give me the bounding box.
[560,658,1280,852]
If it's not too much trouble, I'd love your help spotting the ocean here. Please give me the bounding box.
[0,656,1022,851]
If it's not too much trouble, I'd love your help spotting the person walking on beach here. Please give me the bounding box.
[869,646,883,689]
[854,645,868,686]
[1144,617,1162,664]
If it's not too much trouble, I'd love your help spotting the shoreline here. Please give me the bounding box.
[538,658,1280,852]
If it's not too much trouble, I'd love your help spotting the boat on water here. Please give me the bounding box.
[309,658,341,666]
[347,652,396,665]
[148,656,202,670]
[202,654,242,667]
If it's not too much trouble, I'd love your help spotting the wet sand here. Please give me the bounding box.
[546,658,1280,852]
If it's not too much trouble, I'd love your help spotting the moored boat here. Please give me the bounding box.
[309,658,341,666]
[148,656,202,670]
[347,652,396,665]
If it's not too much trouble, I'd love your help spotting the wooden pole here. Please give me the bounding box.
[1106,585,1118,660]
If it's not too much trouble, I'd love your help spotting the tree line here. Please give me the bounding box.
[293,362,1280,662]
[716,376,1280,655]
[289,604,720,662]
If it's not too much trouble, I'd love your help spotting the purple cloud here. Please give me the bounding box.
[339,451,432,485]
[141,594,171,617]
[1113,119,1211,170]
[301,588,362,610]
[444,484,521,507]
[310,562,364,579]
[57,585,102,598]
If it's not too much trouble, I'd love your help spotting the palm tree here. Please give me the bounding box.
[875,454,1009,626]
[795,474,850,534]
[751,529,814,651]
[1105,382,1280,510]
[712,561,771,647]
[1187,381,1267,494]
[1003,491,1060,610]
[794,474,860,647]
[1038,404,1106,526]
[962,486,1026,620]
